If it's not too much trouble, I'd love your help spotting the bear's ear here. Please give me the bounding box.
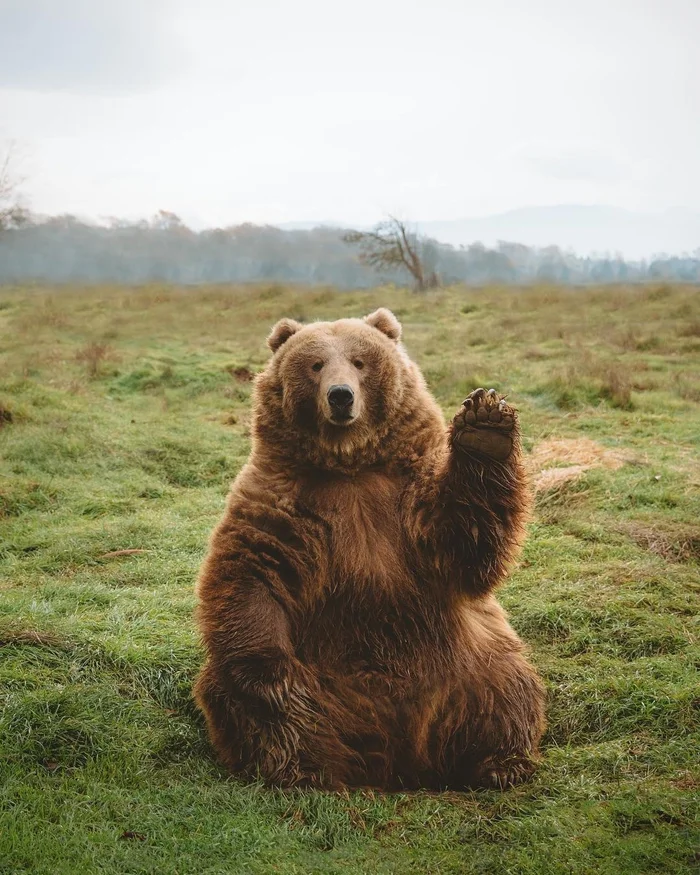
[267,318,303,352]
[364,308,401,342]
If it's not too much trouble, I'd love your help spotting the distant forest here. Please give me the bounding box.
[1,211,699,286]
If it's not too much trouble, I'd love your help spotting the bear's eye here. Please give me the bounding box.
[311,361,324,372]
[353,359,364,370]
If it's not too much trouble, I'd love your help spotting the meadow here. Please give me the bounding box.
[0,282,698,874]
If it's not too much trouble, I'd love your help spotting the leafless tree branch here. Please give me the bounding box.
[0,140,29,232]
[343,215,438,291]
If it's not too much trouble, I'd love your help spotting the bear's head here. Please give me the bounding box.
[254,309,433,470]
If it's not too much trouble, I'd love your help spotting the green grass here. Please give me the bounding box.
[1,282,699,874]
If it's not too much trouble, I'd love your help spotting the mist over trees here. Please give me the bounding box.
[1,211,699,286]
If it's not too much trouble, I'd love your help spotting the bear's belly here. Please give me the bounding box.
[297,584,522,700]
[297,471,462,688]
[304,469,409,593]
[298,586,454,691]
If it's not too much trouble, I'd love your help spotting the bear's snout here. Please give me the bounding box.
[327,384,354,418]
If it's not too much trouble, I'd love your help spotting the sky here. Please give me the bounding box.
[1,0,699,231]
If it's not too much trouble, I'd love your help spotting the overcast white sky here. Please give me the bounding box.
[1,0,698,228]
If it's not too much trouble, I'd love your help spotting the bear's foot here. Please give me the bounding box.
[472,754,536,790]
[452,388,516,461]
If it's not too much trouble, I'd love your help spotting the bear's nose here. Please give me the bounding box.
[327,384,354,410]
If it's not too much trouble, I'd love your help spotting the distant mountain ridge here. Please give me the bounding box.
[279,206,700,260]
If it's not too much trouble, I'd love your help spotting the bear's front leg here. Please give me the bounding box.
[195,651,360,789]
[194,549,362,789]
[410,388,529,596]
[447,387,529,595]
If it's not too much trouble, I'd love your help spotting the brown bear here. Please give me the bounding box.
[194,308,545,790]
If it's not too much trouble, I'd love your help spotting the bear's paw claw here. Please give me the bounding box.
[452,388,516,460]
[473,755,535,790]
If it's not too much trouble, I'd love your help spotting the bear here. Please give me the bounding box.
[193,308,545,790]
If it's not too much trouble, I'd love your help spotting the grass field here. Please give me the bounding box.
[1,282,699,874]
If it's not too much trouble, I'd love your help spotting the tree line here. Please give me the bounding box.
[1,210,699,287]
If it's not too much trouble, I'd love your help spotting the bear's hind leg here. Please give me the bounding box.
[442,652,546,791]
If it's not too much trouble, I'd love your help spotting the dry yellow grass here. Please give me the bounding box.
[527,437,630,492]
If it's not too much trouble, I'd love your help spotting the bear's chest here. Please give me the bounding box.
[303,471,408,591]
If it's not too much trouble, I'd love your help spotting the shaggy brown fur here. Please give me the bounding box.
[194,308,545,790]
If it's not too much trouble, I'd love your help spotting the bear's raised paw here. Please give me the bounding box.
[452,388,516,461]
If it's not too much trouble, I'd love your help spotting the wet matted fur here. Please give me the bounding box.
[194,309,545,790]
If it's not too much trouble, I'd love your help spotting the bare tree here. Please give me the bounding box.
[344,215,439,291]
[0,140,29,233]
